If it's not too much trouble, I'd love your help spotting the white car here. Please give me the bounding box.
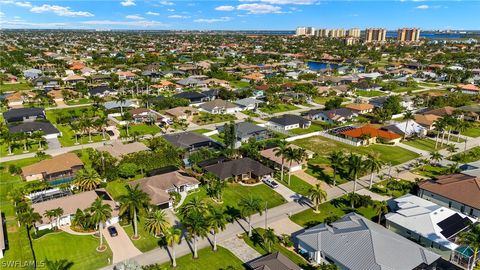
[262,177,279,189]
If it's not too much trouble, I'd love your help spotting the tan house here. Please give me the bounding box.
[97,141,149,159]
[414,114,441,130]
[165,106,199,120]
[344,103,374,114]
[21,153,84,184]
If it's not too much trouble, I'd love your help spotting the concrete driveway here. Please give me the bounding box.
[269,181,299,202]
[102,224,142,264]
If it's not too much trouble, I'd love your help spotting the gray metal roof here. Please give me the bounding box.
[296,213,440,270]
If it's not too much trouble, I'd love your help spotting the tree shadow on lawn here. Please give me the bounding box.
[307,164,335,185]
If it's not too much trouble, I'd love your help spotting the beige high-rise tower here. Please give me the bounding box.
[365,28,386,43]
[397,28,421,43]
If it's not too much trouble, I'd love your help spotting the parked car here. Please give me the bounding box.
[108,226,118,237]
[262,176,279,189]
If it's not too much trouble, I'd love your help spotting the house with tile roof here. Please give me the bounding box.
[21,153,84,184]
[339,125,402,145]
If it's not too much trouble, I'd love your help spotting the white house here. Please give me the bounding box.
[267,114,311,131]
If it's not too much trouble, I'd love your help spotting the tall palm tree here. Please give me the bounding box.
[456,120,470,142]
[374,201,388,224]
[115,94,127,115]
[2,131,14,155]
[163,226,182,267]
[262,228,278,253]
[44,209,56,229]
[74,169,101,191]
[363,153,385,189]
[207,206,228,251]
[118,185,151,240]
[429,151,443,165]
[273,141,288,183]
[239,196,263,237]
[88,197,112,250]
[144,209,170,237]
[346,153,363,199]
[19,206,42,268]
[433,119,445,149]
[327,151,344,186]
[283,147,295,186]
[403,110,414,137]
[45,259,74,270]
[291,148,308,185]
[178,197,207,218]
[457,223,480,270]
[308,184,327,213]
[71,122,80,145]
[183,210,208,259]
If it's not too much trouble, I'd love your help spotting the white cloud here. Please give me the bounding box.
[0,11,4,17]
[125,14,144,20]
[415,4,429,9]
[159,1,174,6]
[82,20,167,27]
[237,3,282,14]
[194,17,231,23]
[168,15,190,19]
[146,11,160,16]
[120,0,136,6]
[0,19,68,27]
[167,9,175,12]
[215,5,235,11]
[0,0,32,8]
[30,4,94,17]
[239,0,316,4]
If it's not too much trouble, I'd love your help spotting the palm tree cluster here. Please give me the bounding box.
[432,115,470,150]
[0,126,46,155]
[273,141,309,186]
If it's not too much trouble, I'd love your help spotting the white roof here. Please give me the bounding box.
[385,194,475,250]
[390,120,426,136]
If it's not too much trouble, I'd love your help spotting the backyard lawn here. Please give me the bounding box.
[120,123,161,137]
[356,90,386,97]
[313,96,346,105]
[192,113,236,125]
[402,138,445,152]
[462,125,480,137]
[150,246,246,270]
[289,123,324,135]
[34,232,112,270]
[259,104,299,114]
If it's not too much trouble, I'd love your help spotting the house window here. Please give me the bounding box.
[469,208,473,216]
[448,201,452,208]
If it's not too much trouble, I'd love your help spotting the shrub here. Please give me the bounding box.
[118,163,138,178]
[8,164,21,175]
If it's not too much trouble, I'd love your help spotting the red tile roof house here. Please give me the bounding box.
[340,125,402,146]
[456,84,480,95]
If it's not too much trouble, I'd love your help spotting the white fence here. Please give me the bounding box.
[203,130,219,136]
[285,131,361,147]
[285,131,321,142]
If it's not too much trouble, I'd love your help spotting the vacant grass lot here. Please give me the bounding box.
[152,246,246,270]
[356,90,386,97]
[192,113,236,125]
[0,82,32,92]
[462,125,480,138]
[259,104,299,114]
[34,232,112,270]
[403,138,445,152]
[289,123,324,135]
[120,123,161,137]
[0,140,48,156]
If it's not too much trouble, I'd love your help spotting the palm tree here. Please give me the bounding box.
[144,209,170,237]
[374,201,388,224]
[163,226,182,267]
[327,151,344,186]
[283,147,295,185]
[239,196,263,237]
[207,206,228,251]
[88,197,112,250]
[71,122,80,145]
[74,169,101,191]
[456,120,470,142]
[290,148,308,185]
[52,207,64,229]
[2,131,14,155]
[446,144,458,156]
[45,259,74,270]
[44,209,56,229]
[273,141,288,183]
[433,119,445,149]
[346,153,363,201]
[363,153,385,189]
[19,206,42,268]
[308,184,327,213]
[262,228,278,253]
[96,116,109,141]
[457,223,480,270]
[178,197,208,218]
[183,210,208,259]
[403,110,414,137]
[429,151,443,166]
[118,185,151,240]
[32,130,45,150]
[115,94,127,115]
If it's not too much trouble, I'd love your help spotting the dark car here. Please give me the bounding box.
[107,226,118,237]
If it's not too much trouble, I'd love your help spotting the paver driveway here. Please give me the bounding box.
[102,224,142,264]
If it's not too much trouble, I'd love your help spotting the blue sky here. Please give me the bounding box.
[0,0,479,30]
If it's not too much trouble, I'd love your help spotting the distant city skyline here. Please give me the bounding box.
[0,0,479,30]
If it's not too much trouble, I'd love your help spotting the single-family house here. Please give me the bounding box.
[32,76,59,89]
[21,153,84,184]
[199,99,241,114]
[304,108,358,124]
[128,108,165,124]
[234,98,264,111]
[5,91,36,108]
[218,122,270,147]
[382,120,427,137]
[267,114,311,131]
[97,141,149,159]
[165,106,199,121]
[173,91,208,104]
[89,86,117,97]
[456,84,480,95]
[415,114,441,130]
[339,125,402,145]
[163,131,221,151]
[260,145,314,173]
[344,103,374,114]
[202,157,273,182]
[116,71,137,80]
[103,100,139,111]
[3,108,45,123]
[8,121,61,139]
[295,212,442,269]
[176,77,207,89]
[247,252,301,270]
[23,68,42,80]
[63,74,86,85]
[418,173,480,218]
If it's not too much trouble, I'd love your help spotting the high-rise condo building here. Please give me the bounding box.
[397,28,421,43]
[347,28,361,38]
[365,28,387,43]
[296,27,315,36]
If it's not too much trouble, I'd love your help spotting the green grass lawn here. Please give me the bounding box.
[412,165,446,178]
[192,113,237,125]
[259,104,299,114]
[0,82,32,92]
[0,140,48,156]
[150,246,246,270]
[277,174,312,196]
[356,90,386,97]
[105,179,129,199]
[56,124,106,146]
[34,232,112,270]
[230,80,251,89]
[392,86,422,93]
[241,228,310,269]
[120,123,161,137]
[191,128,212,134]
[304,163,348,185]
[65,98,91,105]
[289,123,324,135]
[462,125,480,138]
[449,146,480,163]
[122,219,161,252]
[371,179,415,198]
[403,138,445,152]
[313,96,346,105]
[241,110,260,118]
[209,134,224,144]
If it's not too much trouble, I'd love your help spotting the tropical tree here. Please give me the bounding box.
[457,223,480,270]
[429,151,443,165]
[19,206,42,268]
[115,94,127,114]
[456,120,470,142]
[446,144,458,156]
[327,151,344,186]
[207,205,229,251]
[262,228,278,253]
[52,207,64,229]
[45,259,74,270]
[346,153,363,201]
[290,148,308,185]
[178,197,208,218]
[144,209,170,237]
[374,201,388,224]
[273,140,289,183]
[239,196,263,237]
[74,169,101,191]
[182,210,208,259]
[433,119,446,149]
[118,185,151,240]
[363,153,385,189]
[403,110,414,137]
[205,175,227,202]
[163,226,182,267]
[308,184,327,213]
[88,197,112,250]
[44,209,56,228]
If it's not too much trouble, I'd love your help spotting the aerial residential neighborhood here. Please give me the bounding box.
[0,2,480,270]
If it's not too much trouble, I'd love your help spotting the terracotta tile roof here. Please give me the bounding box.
[341,125,401,140]
[415,114,441,126]
[21,153,83,178]
[345,103,374,111]
[419,174,480,209]
[457,84,480,92]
